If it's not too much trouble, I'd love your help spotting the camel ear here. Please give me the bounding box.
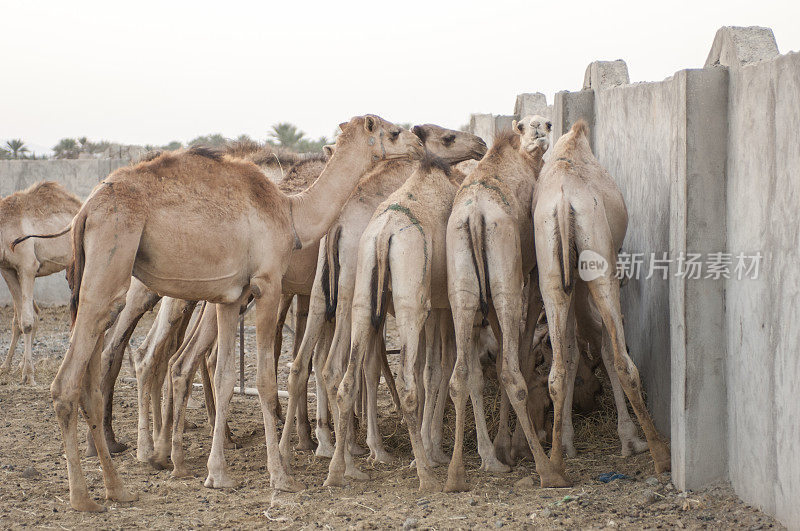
[512,119,523,134]
[323,144,335,158]
[411,125,428,143]
[364,115,377,133]
[339,122,348,133]
[545,121,552,132]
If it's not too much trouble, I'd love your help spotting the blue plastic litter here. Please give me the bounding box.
[597,472,630,483]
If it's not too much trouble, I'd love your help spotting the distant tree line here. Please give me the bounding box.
[2,120,402,161]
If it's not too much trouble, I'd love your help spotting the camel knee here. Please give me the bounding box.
[501,370,527,404]
[448,362,468,397]
[399,386,418,415]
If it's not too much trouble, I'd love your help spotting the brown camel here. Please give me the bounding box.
[50,115,423,512]
[533,120,670,476]
[0,182,81,385]
[280,126,487,466]
[445,117,569,492]
[85,149,333,460]
[326,154,474,491]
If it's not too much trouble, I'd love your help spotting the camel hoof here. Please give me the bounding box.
[368,449,394,465]
[223,438,240,450]
[621,437,649,457]
[429,450,450,467]
[444,464,469,493]
[481,457,511,474]
[171,467,194,479]
[296,437,317,452]
[349,443,368,457]
[494,444,514,467]
[148,455,171,470]
[136,446,154,463]
[71,497,107,513]
[204,471,237,489]
[419,477,443,493]
[565,444,578,459]
[315,443,334,459]
[539,472,572,488]
[108,439,129,455]
[345,466,369,481]
[271,475,305,493]
[323,470,346,488]
[106,487,138,503]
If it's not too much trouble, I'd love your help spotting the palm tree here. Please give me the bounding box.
[268,123,305,151]
[53,138,80,159]
[5,139,29,159]
[189,134,226,147]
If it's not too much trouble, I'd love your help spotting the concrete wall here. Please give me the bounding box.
[725,50,800,528]
[0,159,130,306]
[465,25,799,530]
[591,77,678,434]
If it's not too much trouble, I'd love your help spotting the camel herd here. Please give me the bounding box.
[0,114,670,512]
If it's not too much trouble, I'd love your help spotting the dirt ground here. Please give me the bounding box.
[0,306,783,530]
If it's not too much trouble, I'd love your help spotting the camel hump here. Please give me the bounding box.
[572,120,590,138]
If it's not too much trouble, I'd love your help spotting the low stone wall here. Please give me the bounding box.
[0,159,130,306]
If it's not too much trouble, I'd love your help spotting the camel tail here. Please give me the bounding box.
[370,229,392,330]
[554,190,577,293]
[321,226,341,322]
[67,210,89,326]
[466,211,490,326]
[10,226,71,251]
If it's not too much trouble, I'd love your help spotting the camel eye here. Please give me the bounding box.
[390,130,400,141]
[442,135,455,146]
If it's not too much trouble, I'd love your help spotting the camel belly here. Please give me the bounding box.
[133,218,253,303]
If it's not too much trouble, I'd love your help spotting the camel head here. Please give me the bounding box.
[513,115,552,154]
[411,124,488,164]
[337,114,424,162]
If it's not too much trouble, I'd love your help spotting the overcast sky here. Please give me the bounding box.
[2,0,798,153]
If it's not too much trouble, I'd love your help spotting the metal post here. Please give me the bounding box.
[239,315,245,395]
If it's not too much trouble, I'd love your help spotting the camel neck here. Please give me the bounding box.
[288,141,372,247]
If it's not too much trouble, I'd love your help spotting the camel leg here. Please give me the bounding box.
[600,330,648,456]
[203,339,236,448]
[132,326,157,461]
[80,334,137,504]
[313,323,334,457]
[325,302,373,487]
[87,284,158,457]
[251,280,304,492]
[273,294,293,422]
[444,298,477,493]
[586,275,670,473]
[204,301,241,489]
[493,352,514,466]
[0,269,23,376]
[560,325,581,459]
[395,298,441,493]
[365,331,392,463]
[167,303,217,477]
[466,316,508,474]
[292,295,315,451]
[420,313,441,465]
[15,268,38,385]
[51,229,138,512]
[281,295,322,461]
[428,311,454,466]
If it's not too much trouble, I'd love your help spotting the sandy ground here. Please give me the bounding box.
[0,305,783,530]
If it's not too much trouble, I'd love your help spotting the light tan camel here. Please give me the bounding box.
[0,182,81,385]
[445,117,570,492]
[325,154,475,491]
[50,115,423,512]
[85,149,333,459]
[147,153,335,474]
[533,120,670,476]
[280,126,487,466]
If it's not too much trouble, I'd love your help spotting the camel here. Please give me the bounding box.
[280,125,487,467]
[533,120,670,476]
[444,116,570,492]
[84,149,333,460]
[49,114,423,512]
[148,153,336,475]
[0,182,82,385]
[325,152,480,491]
